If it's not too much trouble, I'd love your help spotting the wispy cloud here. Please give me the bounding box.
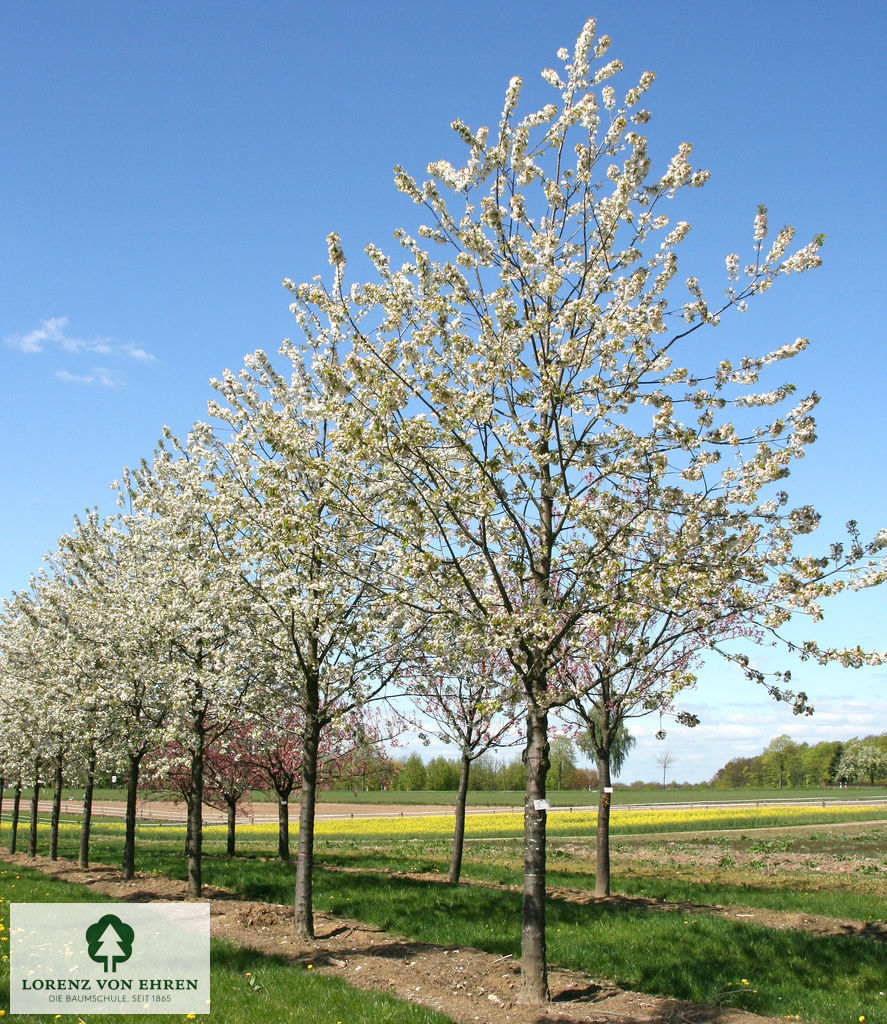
[5,316,156,384]
[55,367,124,388]
[122,344,157,364]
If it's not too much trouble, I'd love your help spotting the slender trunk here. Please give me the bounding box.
[0,775,4,836]
[595,753,612,897]
[122,752,143,881]
[519,704,550,1004]
[79,747,97,868]
[226,795,237,859]
[187,732,205,899]
[448,752,471,884]
[294,711,321,939]
[8,779,22,854]
[49,754,63,861]
[277,793,291,862]
[28,765,40,858]
[185,797,193,856]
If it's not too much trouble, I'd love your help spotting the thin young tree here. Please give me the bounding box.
[655,749,675,787]
[406,639,521,882]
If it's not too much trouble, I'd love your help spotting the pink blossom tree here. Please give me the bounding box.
[407,641,521,882]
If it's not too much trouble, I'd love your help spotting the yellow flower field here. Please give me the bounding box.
[207,799,887,842]
[24,799,887,845]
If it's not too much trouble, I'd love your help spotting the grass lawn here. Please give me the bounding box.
[15,812,887,1024]
[0,861,452,1024]
[4,800,887,1023]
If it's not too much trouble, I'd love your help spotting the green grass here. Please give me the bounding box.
[14,814,887,924]
[33,837,883,1023]
[128,855,886,1023]
[7,810,887,1023]
[304,838,887,924]
[0,861,452,1023]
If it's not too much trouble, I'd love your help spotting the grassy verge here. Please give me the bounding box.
[13,805,887,924]
[0,862,452,1024]
[305,837,887,924]
[41,848,881,1024]
[313,870,887,1023]
[7,809,887,1022]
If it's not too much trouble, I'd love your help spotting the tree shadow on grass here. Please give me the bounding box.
[546,897,887,1015]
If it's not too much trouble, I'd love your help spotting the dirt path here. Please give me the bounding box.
[1,850,790,1024]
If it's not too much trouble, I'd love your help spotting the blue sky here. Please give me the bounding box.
[3,1,886,783]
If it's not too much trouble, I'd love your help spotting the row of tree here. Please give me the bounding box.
[713,733,887,788]
[2,20,886,1003]
[391,732,634,792]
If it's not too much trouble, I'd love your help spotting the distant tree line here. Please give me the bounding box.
[389,739,599,793]
[711,734,887,788]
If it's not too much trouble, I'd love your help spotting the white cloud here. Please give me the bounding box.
[55,367,123,388]
[123,345,157,364]
[618,694,887,783]
[4,317,155,377]
[7,316,69,353]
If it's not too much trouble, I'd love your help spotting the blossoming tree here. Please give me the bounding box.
[284,19,887,1001]
[122,432,255,899]
[202,346,418,937]
[405,638,521,882]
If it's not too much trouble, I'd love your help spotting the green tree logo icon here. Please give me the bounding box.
[86,914,135,973]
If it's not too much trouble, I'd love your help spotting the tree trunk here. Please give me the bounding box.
[448,751,471,884]
[79,747,97,868]
[226,795,237,859]
[49,754,63,861]
[595,754,612,897]
[294,711,321,939]
[8,779,22,854]
[187,735,205,900]
[28,767,40,858]
[277,794,291,862]
[518,705,550,1004]
[0,775,4,836]
[185,794,193,856]
[122,751,143,881]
